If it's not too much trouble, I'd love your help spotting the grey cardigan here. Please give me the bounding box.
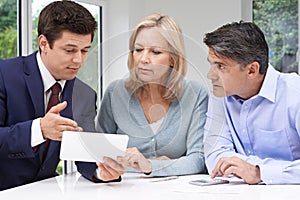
[96,79,208,176]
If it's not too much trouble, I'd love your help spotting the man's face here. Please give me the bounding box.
[39,31,92,80]
[207,48,249,98]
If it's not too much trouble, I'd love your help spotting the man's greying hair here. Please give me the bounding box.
[38,0,97,49]
[203,21,269,74]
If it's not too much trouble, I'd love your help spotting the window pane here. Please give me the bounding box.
[253,0,298,73]
[76,2,100,96]
[0,0,18,59]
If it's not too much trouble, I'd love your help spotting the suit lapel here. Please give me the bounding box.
[61,79,75,119]
[23,52,45,117]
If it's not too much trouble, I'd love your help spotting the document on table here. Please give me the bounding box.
[60,131,129,162]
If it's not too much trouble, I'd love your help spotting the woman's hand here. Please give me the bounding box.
[117,147,152,174]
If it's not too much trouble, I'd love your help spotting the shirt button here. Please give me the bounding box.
[247,150,251,155]
[242,129,246,133]
[244,105,248,109]
[151,138,155,142]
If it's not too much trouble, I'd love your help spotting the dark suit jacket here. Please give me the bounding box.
[72,78,105,182]
[73,81,121,183]
[0,52,98,190]
[72,78,97,133]
[72,69,121,184]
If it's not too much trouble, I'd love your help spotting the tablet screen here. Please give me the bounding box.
[60,131,129,162]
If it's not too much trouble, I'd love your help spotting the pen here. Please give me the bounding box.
[150,176,179,182]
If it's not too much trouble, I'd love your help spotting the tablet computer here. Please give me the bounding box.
[60,131,129,162]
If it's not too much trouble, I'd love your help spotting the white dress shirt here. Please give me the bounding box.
[30,52,66,147]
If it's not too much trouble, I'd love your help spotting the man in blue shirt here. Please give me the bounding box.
[203,21,300,185]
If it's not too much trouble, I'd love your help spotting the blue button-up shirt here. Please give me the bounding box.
[204,65,300,184]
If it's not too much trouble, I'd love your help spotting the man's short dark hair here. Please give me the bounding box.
[38,0,97,48]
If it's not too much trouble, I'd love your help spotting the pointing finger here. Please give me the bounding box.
[48,101,67,114]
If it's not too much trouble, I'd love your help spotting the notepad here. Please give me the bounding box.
[60,131,129,162]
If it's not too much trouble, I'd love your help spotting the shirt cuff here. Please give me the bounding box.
[94,167,102,179]
[92,167,122,183]
[31,118,46,147]
[259,164,284,184]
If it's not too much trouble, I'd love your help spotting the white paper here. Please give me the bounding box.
[60,131,129,162]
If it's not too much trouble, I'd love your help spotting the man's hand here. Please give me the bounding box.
[117,147,152,174]
[96,157,125,181]
[211,156,261,185]
[40,101,82,141]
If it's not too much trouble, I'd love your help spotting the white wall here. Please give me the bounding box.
[101,0,252,91]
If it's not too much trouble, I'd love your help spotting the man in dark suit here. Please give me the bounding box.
[0,1,122,191]
[72,78,97,133]
[72,79,123,183]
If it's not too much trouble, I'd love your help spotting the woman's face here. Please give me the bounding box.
[133,27,172,83]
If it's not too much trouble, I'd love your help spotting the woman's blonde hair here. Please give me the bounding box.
[125,13,187,101]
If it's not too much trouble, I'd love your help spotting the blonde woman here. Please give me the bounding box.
[96,13,208,176]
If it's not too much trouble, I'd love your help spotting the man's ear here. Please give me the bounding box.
[38,34,48,53]
[247,61,260,79]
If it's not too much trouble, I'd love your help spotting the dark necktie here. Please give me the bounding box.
[46,83,61,111]
[42,82,61,161]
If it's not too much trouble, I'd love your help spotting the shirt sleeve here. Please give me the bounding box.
[204,94,236,173]
[31,118,46,147]
[204,93,300,184]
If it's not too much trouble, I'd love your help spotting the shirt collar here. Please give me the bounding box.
[257,64,279,103]
[36,52,66,92]
[229,95,245,104]
[227,64,279,103]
